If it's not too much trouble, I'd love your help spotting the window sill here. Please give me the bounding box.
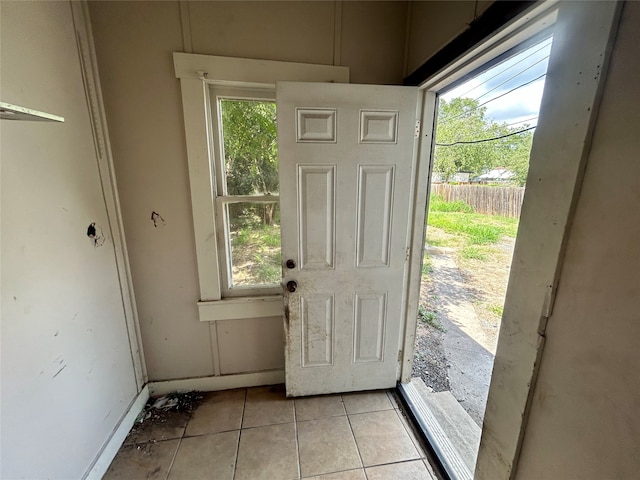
[198,295,284,322]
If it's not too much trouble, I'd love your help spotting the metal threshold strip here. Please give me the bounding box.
[398,381,473,480]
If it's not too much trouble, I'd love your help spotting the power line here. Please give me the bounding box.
[435,125,536,147]
[453,40,553,99]
[472,55,549,102]
[504,116,538,128]
[439,74,546,126]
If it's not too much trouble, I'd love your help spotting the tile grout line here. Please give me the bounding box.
[392,399,438,471]
[164,401,196,480]
[342,393,369,480]
[293,397,302,480]
[164,437,182,480]
[232,388,248,480]
[393,407,426,459]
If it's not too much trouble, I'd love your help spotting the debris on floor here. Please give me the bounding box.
[129,391,204,442]
[138,391,203,422]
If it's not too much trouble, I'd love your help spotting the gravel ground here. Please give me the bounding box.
[411,273,450,392]
[411,234,516,393]
[412,321,450,392]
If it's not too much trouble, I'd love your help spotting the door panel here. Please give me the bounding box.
[356,165,395,267]
[278,82,419,396]
[297,165,336,270]
[300,294,334,367]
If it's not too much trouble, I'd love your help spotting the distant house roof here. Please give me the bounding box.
[474,167,516,182]
[431,171,471,183]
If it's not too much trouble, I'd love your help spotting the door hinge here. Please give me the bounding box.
[538,283,558,335]
[398,350,403,362]
[414,120,421,138]
[542,283,558,318]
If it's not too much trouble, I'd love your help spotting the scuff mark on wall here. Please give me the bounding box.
[151,211,166,228]
[52,365,67,379]
[87,222,105,247]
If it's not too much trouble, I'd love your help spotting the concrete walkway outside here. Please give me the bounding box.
[426,249,497,426]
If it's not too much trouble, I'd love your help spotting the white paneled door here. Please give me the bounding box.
[277,82,419,396]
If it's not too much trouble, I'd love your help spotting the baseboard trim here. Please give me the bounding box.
[148,370,285,396]
[83,385,150,480]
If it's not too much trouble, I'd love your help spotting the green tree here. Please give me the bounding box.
[221,99,279,224]
[434,98,534,186]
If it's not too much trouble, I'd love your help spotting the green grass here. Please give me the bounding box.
[231,222,282,285]
[234,228,251,246]
[461,245,487,260]
[429,195,474,213]
[488,303,504,317]
[426,236,450,247]
[260,225,281,247]
[252,253,282,284]
[428,212,517,244]
[418,305,446,332]
[421,254,433,275]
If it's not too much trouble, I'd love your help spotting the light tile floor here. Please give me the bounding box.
[104,386,440,480]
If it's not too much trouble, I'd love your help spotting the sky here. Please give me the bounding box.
[441,37,553,126]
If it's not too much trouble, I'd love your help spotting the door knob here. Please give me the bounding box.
[286,280,297,293]
[286,259,296,269]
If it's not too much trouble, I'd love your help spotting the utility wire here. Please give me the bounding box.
[504,116,538,128]
[436,125,536,147]
[453,40,553,99]
[439,74,546,126]
[472,55,549,102]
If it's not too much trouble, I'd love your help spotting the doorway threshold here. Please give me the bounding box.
[399,378,480,480]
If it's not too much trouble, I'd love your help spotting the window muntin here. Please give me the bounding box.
[210,88,281,296]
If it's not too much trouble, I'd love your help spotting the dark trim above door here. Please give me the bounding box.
[403,1,540,87]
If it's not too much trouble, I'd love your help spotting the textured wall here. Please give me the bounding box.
[0,1,138,477]
[89,1,410,381]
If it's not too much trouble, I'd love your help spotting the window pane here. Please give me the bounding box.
[220,99,279,195]
[227,202,281,287]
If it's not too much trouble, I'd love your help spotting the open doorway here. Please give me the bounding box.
[407,34,553,477]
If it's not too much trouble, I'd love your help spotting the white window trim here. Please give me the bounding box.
[173,53,349,321]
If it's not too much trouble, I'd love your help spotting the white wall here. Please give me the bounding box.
[88,0,409,382]
[0,2,139,478]
[514,2,640,477]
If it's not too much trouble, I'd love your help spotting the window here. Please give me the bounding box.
[173,52,348,320]
[210,89,281,296]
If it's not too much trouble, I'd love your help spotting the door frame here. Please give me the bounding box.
[71,1,147,389]
[398,1,623,479]
[398,0,561,388]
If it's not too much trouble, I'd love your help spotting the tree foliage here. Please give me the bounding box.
[434,98,534,186]
[220,99,279,225]
[221,99,279,195]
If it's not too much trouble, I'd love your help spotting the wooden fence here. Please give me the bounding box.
[431,183,525,218]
